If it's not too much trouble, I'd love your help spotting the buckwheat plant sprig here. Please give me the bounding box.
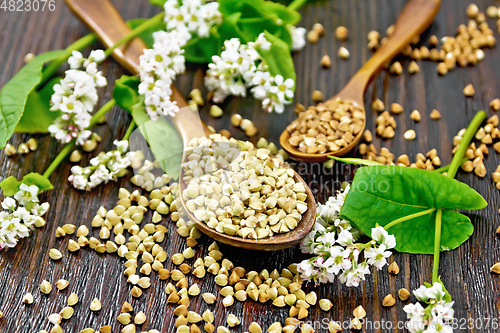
[205,35,295,113]
[400,111,487,333]
[297,184,396,287]
[0,184,49,250]
[48,50,108,145]
[138,0,222,120]
[404,283,454,333]
[138,29,190,120]
[68,140,137,191]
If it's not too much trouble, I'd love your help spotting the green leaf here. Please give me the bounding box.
[0,176,21,196]
[217,0,298,49]
[183,31,224,63]
[130,98,183,180]
[145,1,301,64]
[126,18,165,48]
[382,209,474,254]
[217,12,249,43]
[340,165,487,254]
[113,75,141,113]
[0,172,52,196]
[15,77,62,133]
[329,156,383,166]
[259,31,296,84]
[20,173,53,191]
[219,0,301,26]
[149,0,166,6]
[0,50,66,148]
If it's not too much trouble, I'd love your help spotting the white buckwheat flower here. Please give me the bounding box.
[364,244,393,270]
[205,34,296,113]
[248,33,272,51]
[138,30,190,120]
[49,112,92,145]
[49,50,107,145]
[288,25,307,51]
[163,0,222,38]
[297,184,397,286]
[0,185,49,250]
[404,282,455,333]
[14,184,39,206]
[1,197,16,211]
[138,0,222,120]
[371,225,397,249]
[68,140,135,191]
[336,228,353,246]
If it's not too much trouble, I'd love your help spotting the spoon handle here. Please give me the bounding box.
[65,0,143,74]
[339,0,441,99]
[64,0,213,141]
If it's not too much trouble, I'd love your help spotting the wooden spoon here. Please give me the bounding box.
[65,0,317,251]
[280,0,441,163]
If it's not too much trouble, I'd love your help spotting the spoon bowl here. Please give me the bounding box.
[179,155,317,251]
[280,89,366,162]
[65,0,318,251]
[280,0,441,163]
[172,106,318,251]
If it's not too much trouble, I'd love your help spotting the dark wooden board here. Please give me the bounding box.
[1,0,500,332]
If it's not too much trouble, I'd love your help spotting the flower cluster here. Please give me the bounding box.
[139,0,222,120]
[49,50,107,145]
[68,140,135,191]
[404,283,455,333]
[205,35,295,113]
[138,30,189,120]
[163,0,222,38]
[297,185,396,287]
[0,184,50,250]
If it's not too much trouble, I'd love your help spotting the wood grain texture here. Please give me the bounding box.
[0,0,499,332]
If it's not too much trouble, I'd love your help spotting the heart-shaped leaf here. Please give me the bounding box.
[340,165,487,254]
[113,77,184,179]
[0,172,53,196]
[15,77,62,133]
[0,177,20,196]
[0,50,65,148]
[259,31,296,84]
[113,75,141,113]
[183,31,224,63]
[130,98,183,180]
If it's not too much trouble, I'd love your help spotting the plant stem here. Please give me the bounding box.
[431,111,487,284]
[42,100,116,179]
[89,99,116,128]
[42,141,75,179]
[123,120,136,141]
[432,209,443,283]
[384,208,436,230]
[104,12,165,58]
[288,0,308,11]
[433,158,468,174]
[39,33,98,87]
[446,111,487,179]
